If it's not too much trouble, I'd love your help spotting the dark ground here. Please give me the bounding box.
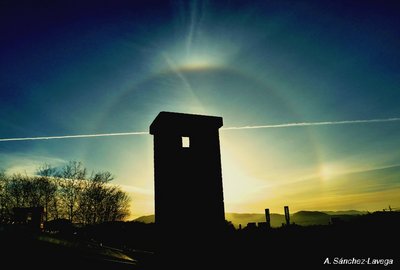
[1,211,399,269]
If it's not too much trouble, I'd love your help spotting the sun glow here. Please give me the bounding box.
[159,33,237,73]
[181,54,218,70]
[162,51,224,72]
[318,165,334,181]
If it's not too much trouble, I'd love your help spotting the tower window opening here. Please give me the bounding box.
[182,136,190,148]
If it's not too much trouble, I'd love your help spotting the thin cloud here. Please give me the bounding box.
[0,153,66,176]
[0,117,399,142]
[118,184,154,195]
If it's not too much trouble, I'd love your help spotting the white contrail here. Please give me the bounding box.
[0,117,399,142]
[220,117,400,130]
[0,131,149,142]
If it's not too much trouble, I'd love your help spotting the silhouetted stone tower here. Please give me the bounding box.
[265,208,271,228]
[284,206,290,225]
[150,111,225,242]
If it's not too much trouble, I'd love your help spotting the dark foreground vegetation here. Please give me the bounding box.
[0,161,130,224]
[1,211,398,269]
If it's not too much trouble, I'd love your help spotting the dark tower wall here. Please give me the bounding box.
[150,111,225,236]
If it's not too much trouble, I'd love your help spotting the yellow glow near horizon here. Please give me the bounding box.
[119,128,400,220]
[318,164,338,181]
[124,158,400,219]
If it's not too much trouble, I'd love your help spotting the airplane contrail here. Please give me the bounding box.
[0,117,399,142]
[220,117,400,130]
[0,131,149,142]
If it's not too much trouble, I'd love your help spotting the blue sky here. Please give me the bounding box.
[1,0,400,217]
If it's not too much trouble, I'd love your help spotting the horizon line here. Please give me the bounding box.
[1,117,399,142]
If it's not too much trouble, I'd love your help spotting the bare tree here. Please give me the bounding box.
[106,188,130,222]
[6,174,26,207]
[35,178,57,221]
[57,161,86,222]
[77,171,130,224]
[0,161,131,224]
[36,163,56,178]
[36,164,58,222]
[89,171,114,223]
[6,174,39,208]
[0,169,11,221]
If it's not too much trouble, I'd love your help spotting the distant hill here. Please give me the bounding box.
[225,213,284,228]
[292,211,331,226]
[322,210,367,215]
[134,215,155,223]
[227,211,332,227]
[134,210,367,228]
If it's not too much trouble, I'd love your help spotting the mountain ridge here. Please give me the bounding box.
[133,210,367,228]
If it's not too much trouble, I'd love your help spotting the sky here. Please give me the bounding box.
[1,0,400,218]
